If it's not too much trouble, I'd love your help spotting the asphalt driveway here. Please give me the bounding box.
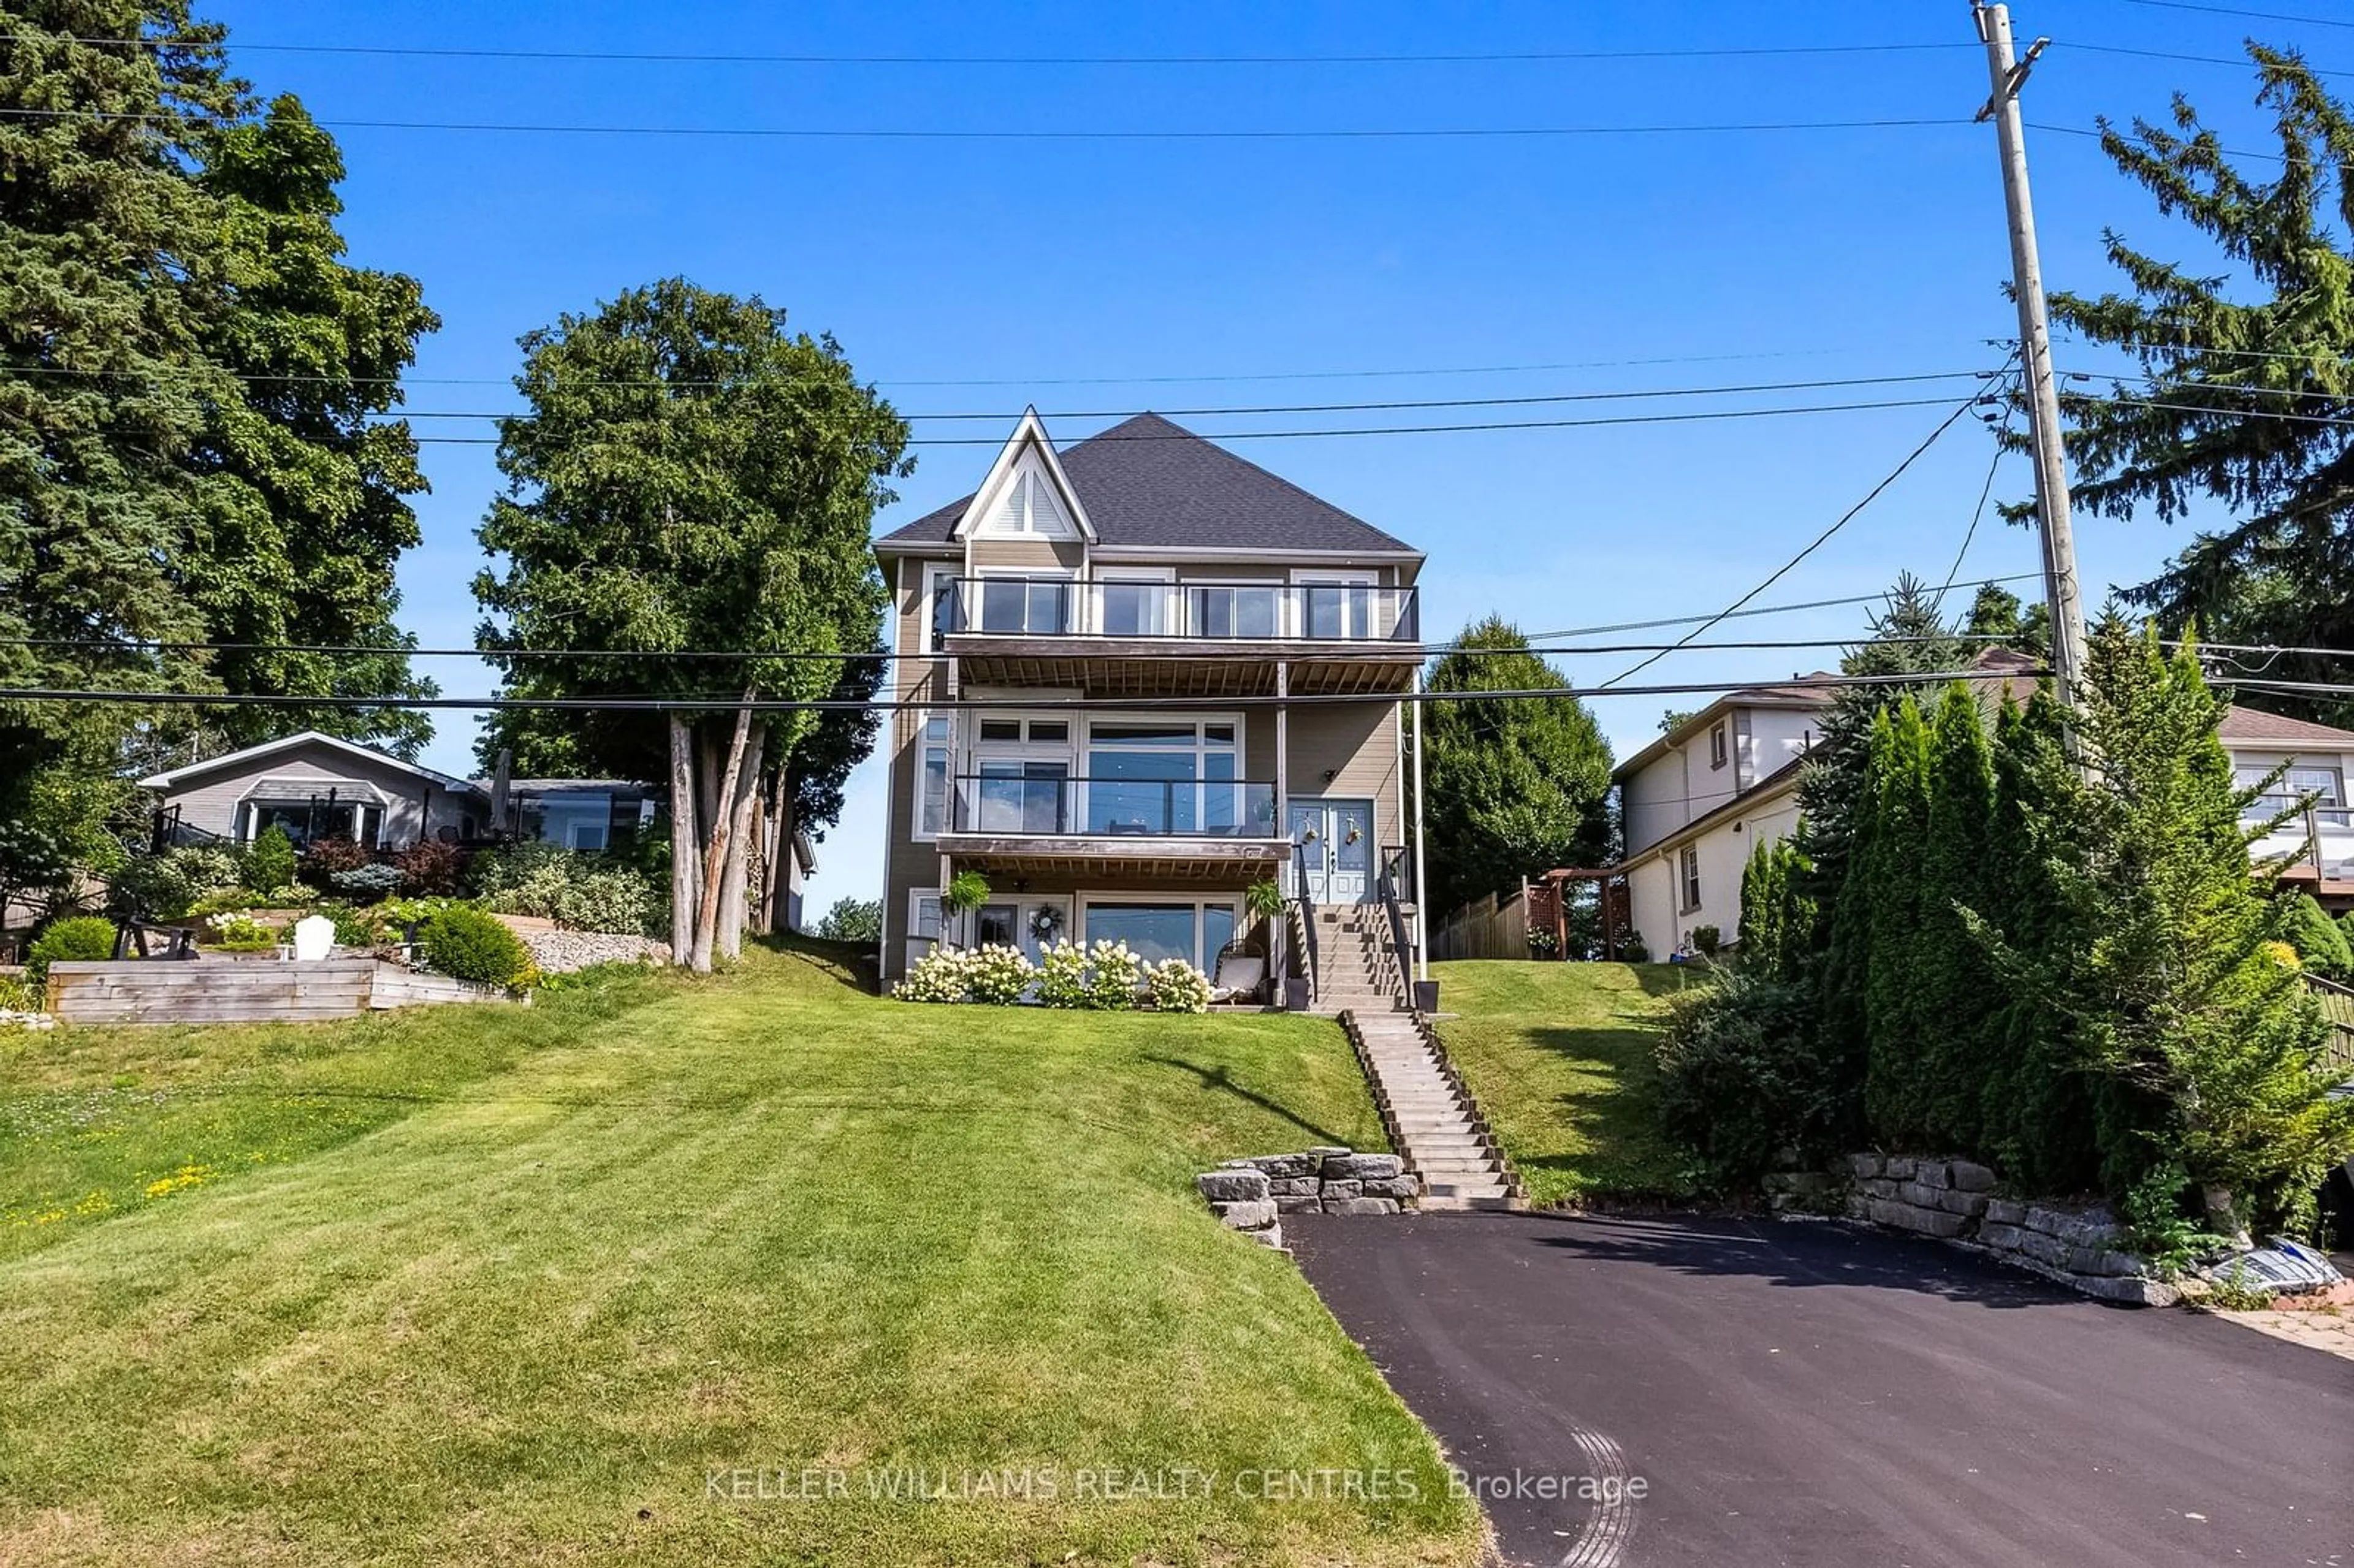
[1289,1210,2352,1568]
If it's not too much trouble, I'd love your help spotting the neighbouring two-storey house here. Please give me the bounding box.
[1615,653,2354,951]
[871,411,1426,984]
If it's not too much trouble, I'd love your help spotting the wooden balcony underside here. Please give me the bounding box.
[938,833,1290,881]
[945,636,1418,697]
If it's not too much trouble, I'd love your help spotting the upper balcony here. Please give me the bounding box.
[936,772,1290,880]
[2247,797,2354,890]
[934,576,1422,697]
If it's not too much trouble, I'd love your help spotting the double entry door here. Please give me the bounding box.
[1287,798,1374,904]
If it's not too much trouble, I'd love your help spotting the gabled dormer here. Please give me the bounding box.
[952,408,1095,552]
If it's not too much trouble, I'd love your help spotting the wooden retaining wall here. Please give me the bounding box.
[45,959,508,1025]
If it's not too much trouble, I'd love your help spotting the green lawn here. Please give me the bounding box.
[1433,960,1703,1207]
[0,944,1482,1567]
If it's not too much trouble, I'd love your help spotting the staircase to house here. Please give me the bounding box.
[1311,905,1520,1212]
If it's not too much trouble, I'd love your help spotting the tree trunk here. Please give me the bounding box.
[757,767,790,935]
[691,696,759,971]
[667,715,701,967]
[715,721,766,961]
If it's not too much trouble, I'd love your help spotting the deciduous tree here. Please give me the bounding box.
[473,279,906,971]
[1420,616,1612,914]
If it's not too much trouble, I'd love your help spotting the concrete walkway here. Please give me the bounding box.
[1291,1209,2353,1568]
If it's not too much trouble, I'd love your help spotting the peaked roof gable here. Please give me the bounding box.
[949,408,1096,543]
[137,730,484,796]
[881,413,1417,555]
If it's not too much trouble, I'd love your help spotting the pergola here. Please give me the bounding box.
[1524,866,1634,962]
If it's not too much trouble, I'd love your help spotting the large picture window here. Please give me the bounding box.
[1083,899,1240,969]
[243,796,381,848]
[1084,720,1239,834]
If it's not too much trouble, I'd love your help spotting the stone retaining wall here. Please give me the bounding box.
[1195,1147,1421,1250]
[1762,1154,2179,1307]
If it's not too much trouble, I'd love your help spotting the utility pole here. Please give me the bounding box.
[1973,1,2089,706]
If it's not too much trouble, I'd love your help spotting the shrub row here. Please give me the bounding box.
[894,940,1212,1013]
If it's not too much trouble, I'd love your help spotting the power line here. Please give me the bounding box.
[1517,574,2045,642]
[4,32,1980,66]
[1595,382,2000,690]
[0,633,2020,664]
[0,105,1976,141]
[0,667,2047,714]
[2066,40,2354,77]
[0,344,1932,391]
[0,369,1995,424]
[349,369,1996,425]
[2118,0,2354,29]
[1938,395,2021,607]
[402,394,1984,448]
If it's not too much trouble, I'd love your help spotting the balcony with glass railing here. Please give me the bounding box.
[935,576,1420,645]
[947,774,1282,840]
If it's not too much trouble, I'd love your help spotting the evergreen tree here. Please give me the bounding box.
[1737,835,1815,983]
[2040,47,2354,723]
[2274,892,2354,981]
[1859,700,1933,1145]
[0,7,242,876]
[1918,682,1998,1149]
[2011,620,2354,1235]
[179,94,439,754]
[1421,615,1613,913]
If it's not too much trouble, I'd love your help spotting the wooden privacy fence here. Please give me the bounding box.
[1430,886,1528,962]
[46,959,508,1026]
[2308,973,2354,1081]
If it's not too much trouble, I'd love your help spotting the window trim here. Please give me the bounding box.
[1076,892,1246,970]
[1709,722,1729,771]
[913,711,954,843]
[1678,845,1702,913]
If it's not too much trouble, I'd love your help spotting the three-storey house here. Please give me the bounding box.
[872,411,1425,984]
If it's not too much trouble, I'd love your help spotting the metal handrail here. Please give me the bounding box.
[1292,852,1319,1006]
[937,575,1419,643]
[947,774,1279,838]
[1374,843,1415,1005]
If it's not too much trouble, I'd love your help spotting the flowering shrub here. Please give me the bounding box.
[1035,941,1089,1008]
[894,945,974,1003]
[1147,957,1213,1014]
[1084,940,1143,1011]
[471,842,660,935]
[966,943,1035,1004]
[205,914,280,951]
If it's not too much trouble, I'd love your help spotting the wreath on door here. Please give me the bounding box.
[1029,905,1065,944]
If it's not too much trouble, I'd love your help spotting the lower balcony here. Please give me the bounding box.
[935,774,1291,880]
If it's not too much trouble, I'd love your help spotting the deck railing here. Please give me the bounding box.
[947,774,1279,838]
[935,576,1419,644]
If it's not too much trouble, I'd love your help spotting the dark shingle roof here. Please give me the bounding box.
[877,413,1417,555]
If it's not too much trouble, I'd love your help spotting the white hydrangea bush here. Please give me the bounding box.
[893,945,973,1003]
[1035,941,1089,1008]
[1147,957,1213,1013]
[966,943,1036,1005]
[1084,939,1143,1011]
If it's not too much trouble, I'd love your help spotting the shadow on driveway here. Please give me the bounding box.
[1292,1209,2352,1568]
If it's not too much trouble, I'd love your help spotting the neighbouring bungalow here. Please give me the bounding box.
[135,729,820,927]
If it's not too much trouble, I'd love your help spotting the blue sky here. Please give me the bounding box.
[200,0,2345,911]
